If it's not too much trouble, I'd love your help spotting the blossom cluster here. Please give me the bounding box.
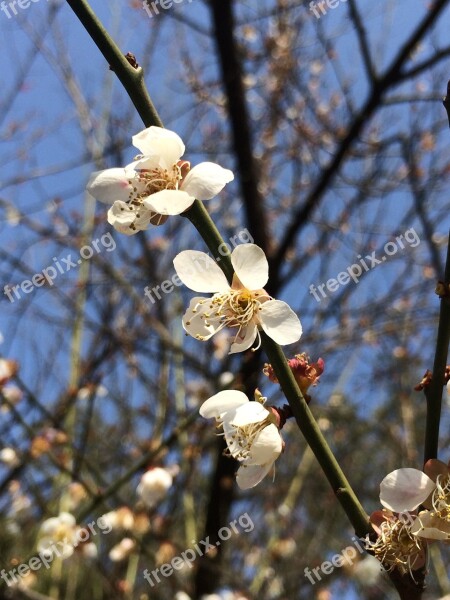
[86,126,312,489]
[88,124,450,584]
[27,466,177,575]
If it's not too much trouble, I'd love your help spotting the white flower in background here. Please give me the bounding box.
[174,244,302,354]
[37,512,78,559]
[0,359,18,385]
[200,390,283,489]
[79,542,98,559]
[137,467,174,508]
[0,386,23,413]
[351,555,383,587]
[67,482,88,511]
[9,480,31,517]
[100,507,135,531]
[87,126,233,235]
[77,384,108,401]
[108,537,136,562]
[0,448,19,467]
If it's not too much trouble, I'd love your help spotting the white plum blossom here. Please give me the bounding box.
[87,126,233,235]
[0,448,19,467]
[174,244,302,354]
[200,390,283,489]
[137,467,174,508]
[379,461,450,541]
[37,512,78,559]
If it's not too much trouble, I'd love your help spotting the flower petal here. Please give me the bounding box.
[231,244,268,290]
[222,410,263,454]
[174,251,229,292]
[87,168,134,205]
[259,300,302,345]
[411,510,450,540]
[246,424,282,464]
[181,162,234,200]
[236,462,275,489]
[380,468,436,512]
[229,323,258,354]
[132,126,185,168]
[143,189,195,216]
[182,296,223,340]
[229,402,269,427]
[199,390,248,419]
[126,155,161,172]
[107,202,140,235]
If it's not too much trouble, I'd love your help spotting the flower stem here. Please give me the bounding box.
[261,332,369,537]
[65,0,162,129]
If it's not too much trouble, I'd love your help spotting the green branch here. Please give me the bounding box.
[261,333,369,535]
[65,0,162,128]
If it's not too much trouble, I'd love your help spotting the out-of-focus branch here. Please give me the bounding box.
[272,0,450,277]
[402,140,444,276]
[444,80,450,127]
[76,410,199,521]
[424,232,450,462]
[347,0,377,83]
[399,48,450,83]
[209,0,270,256]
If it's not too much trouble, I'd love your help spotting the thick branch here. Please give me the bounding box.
[209,0,270,255]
